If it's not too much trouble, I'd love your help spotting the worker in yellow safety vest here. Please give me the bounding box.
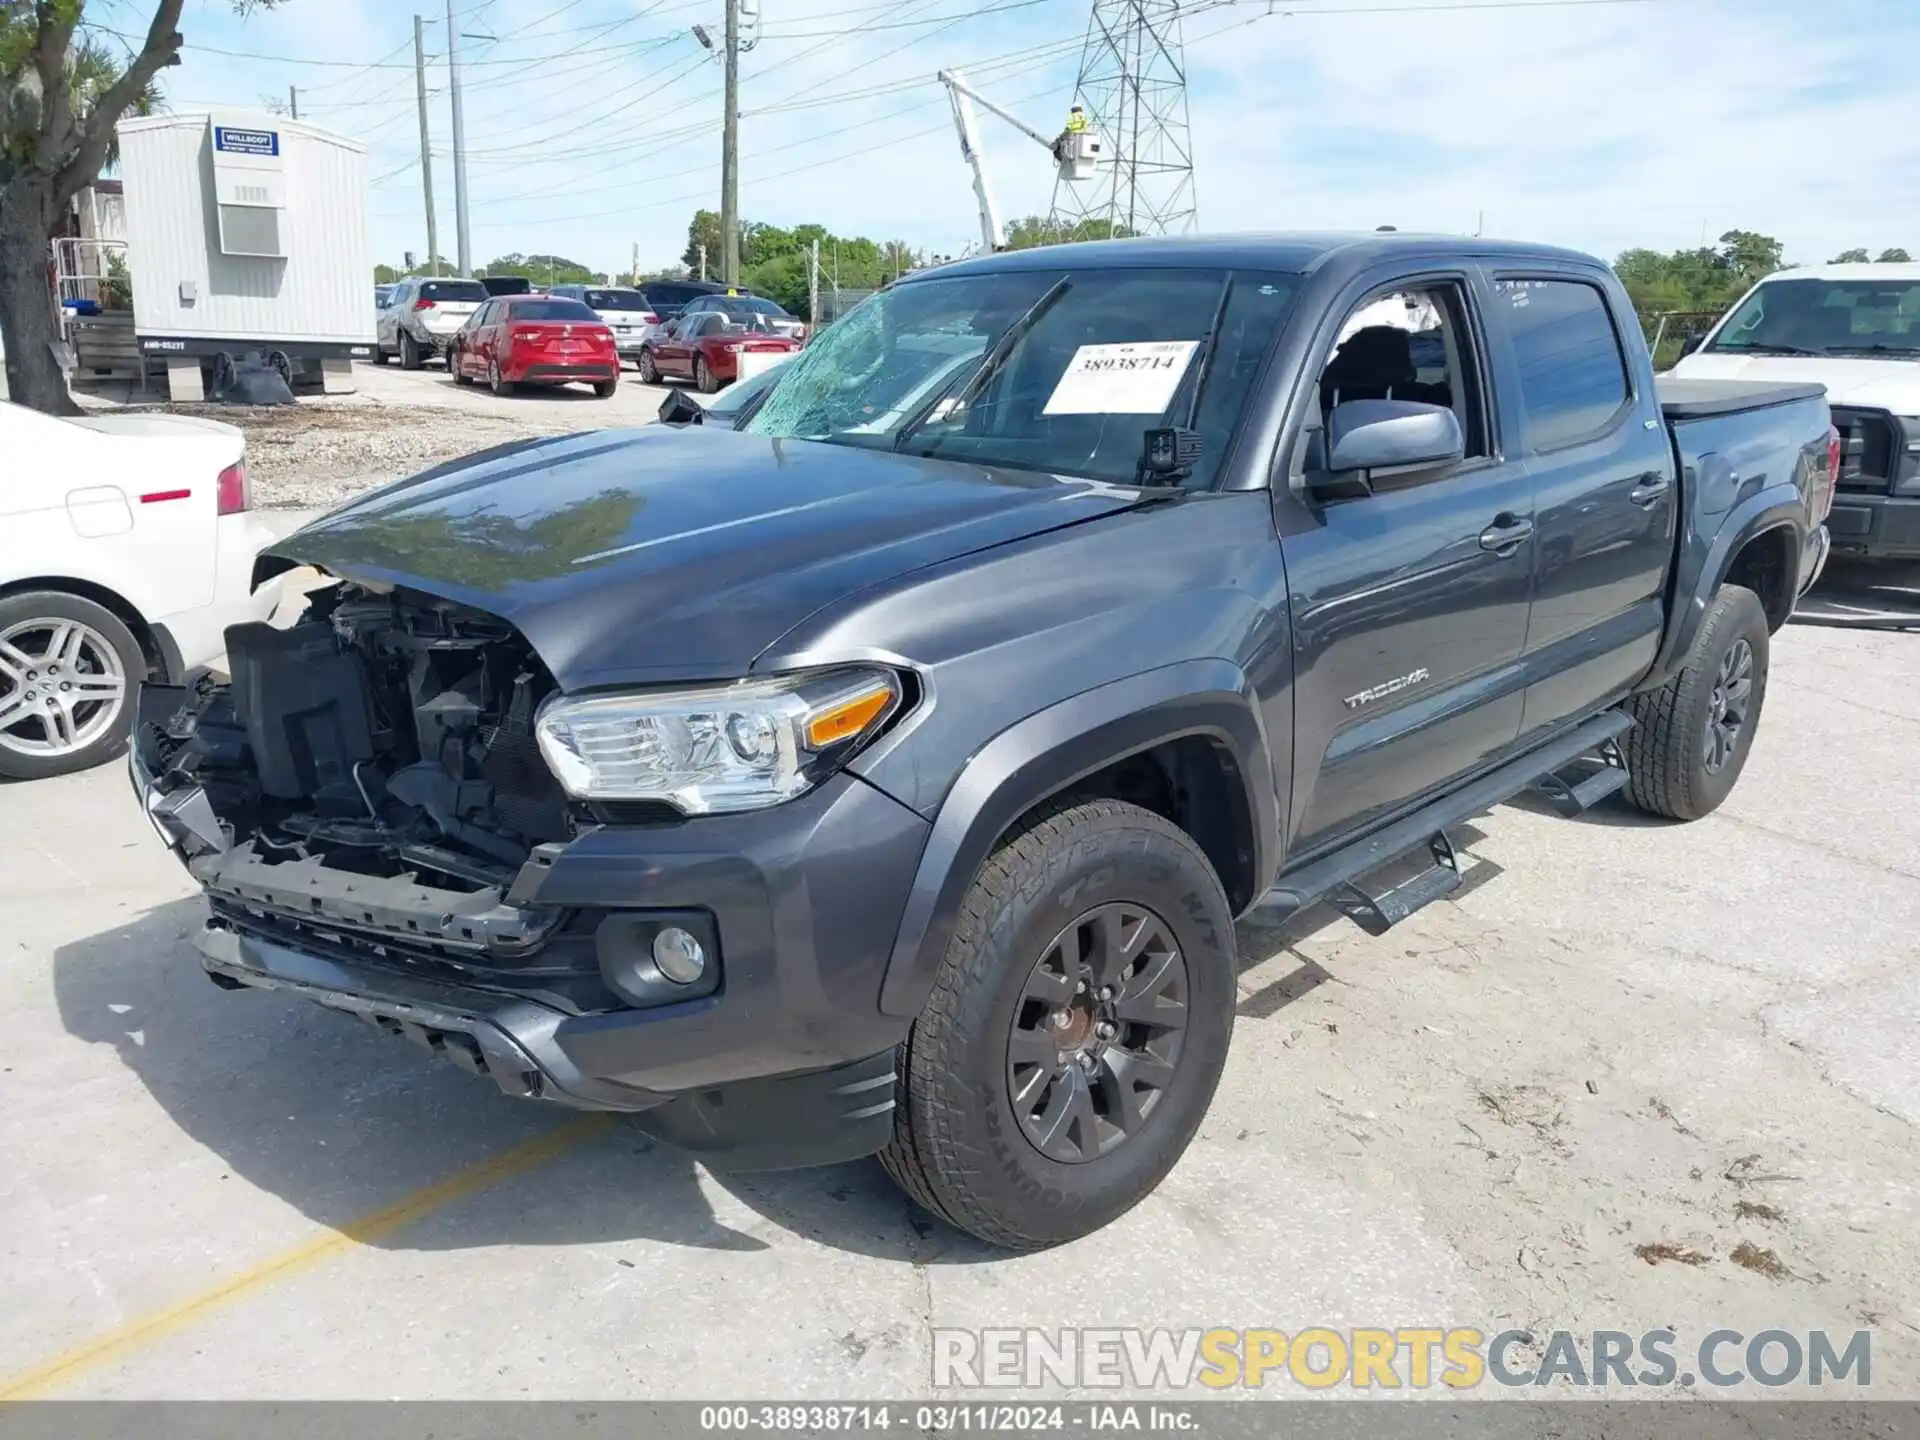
[1065,104,1088,134]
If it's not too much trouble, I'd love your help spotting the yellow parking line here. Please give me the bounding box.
[1,1114,609,1399]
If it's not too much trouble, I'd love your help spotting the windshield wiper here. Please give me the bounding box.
[1714,343,1825,356]
[1823,343,1920,358]
[1138,274,1235,487]
[893,277,1072,452]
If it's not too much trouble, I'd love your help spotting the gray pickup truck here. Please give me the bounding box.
[133,233,1835,1250]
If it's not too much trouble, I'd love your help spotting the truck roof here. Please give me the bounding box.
[917,231,1601,280]
[1754,261,1920,283]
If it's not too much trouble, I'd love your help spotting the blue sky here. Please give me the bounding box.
[117,0,1920,276]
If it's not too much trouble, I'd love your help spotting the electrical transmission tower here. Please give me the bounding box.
[1048,0,1198,238]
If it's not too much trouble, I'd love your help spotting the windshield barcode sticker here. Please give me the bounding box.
[1043,340,1199,415]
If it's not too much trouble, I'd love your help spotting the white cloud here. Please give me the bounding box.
[148,0,1919,275]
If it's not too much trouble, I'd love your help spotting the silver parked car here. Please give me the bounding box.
[374,276,489,369]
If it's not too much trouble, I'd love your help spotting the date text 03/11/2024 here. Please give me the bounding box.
[698,1405,1197,1432]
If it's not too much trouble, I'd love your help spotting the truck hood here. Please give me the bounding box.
[1668,353,1920,412]
[264,425,1147,688]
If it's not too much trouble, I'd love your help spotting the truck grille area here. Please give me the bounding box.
[1831,407,1897,492]
[209,901,622,1015]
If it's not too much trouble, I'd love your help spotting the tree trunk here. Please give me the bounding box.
[0,182,79,416]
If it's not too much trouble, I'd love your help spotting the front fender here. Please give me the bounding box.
[1646,482,1805,689]
[877,658,1277,1019]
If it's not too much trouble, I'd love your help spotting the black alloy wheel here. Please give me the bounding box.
[1007,902,1190,1164]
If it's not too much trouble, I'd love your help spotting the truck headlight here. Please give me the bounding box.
[534,668,903,814]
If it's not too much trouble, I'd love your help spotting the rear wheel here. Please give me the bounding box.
[695,355,717,394]
[1622,583,1770,820]
[0,591,145,781]
[593,375,619,399]
[489,359,515,397]
[399,331,422,370]
[879,798,1236,1251]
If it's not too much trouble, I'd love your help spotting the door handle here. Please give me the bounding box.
[1478,515,1535,553]
[1629,473,1671,506]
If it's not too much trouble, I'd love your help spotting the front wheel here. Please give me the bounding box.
[1622,583,1770,820]
[0,591,146,781]
[371,343,390,366]
[879,798,1236,1251]
[636,351,659,384]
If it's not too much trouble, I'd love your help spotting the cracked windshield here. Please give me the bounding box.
[743,267,1301,486]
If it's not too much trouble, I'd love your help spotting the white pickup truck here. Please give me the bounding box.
[1670,262,1920,564]
[0,401,280,780]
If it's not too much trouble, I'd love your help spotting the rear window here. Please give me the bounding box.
[585,289,651,311]
[419,280,488,303]
[507,298,600,322]
[645,283,721,308]
[715,297,789,318]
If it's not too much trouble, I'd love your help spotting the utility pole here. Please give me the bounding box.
[287,85,298,119]
[720,0,740,284]
[698,243,707,281]
[630,241,639,285]
[447,0,473,277]
[412,15,440,277]
[808,238,819,324]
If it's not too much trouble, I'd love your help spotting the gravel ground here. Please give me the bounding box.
[176,400,582,509]
[75,360,679,510]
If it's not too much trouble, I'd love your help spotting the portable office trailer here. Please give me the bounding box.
[115,112,373,398]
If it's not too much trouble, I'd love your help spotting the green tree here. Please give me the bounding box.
[682,209,723,276]
[482,252,602,285]
[1877,248,1912,263]
[1002,215,1135,250]
[1716,229,1784,286]
[2,0,284,413]
[1830,248,1870,263]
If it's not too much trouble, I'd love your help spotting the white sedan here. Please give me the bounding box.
[0,401,282,780]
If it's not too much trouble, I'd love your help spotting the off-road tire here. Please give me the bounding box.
[1622,583,1770,821]
[879,798,1236,1251]
[0,590,147,781]
[399,331,422,371]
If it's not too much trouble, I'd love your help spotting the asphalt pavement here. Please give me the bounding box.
[1,616,1916,1401]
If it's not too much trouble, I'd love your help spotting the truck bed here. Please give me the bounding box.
[1657,376,1827,420]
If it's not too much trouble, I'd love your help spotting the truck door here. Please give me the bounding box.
[1279,272,1537,855]
[1479,270,1676,737]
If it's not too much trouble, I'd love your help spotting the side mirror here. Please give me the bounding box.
[658,388,704,425]
[1311,399,1465,501]
[1679,334,1705,357]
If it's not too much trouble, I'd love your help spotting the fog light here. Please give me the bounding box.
[652,926,707,984]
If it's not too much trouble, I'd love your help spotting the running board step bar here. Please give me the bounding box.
[1531,737,1630,818]
[1254,708,1635,932]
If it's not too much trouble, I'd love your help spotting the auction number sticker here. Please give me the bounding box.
[1043,340,1198,415]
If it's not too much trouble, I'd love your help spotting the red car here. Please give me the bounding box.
[636,310,801,393]
[449,295,619,398]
